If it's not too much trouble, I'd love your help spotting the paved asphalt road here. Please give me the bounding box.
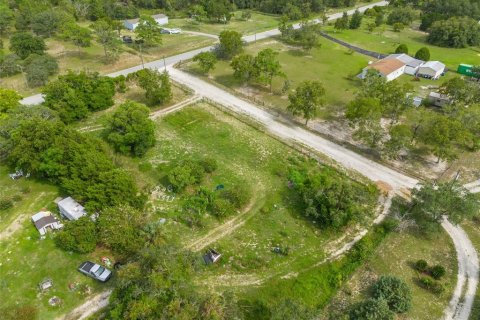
[19,1,389,106]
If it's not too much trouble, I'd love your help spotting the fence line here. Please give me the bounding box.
[319,31,387,59]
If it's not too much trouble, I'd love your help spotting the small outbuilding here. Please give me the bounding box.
[57,197,87,221]
[428,92,450,107]
[203,248,222,264]
[124,13,169,31]
[31,211,63,235]
[417,61,446,80]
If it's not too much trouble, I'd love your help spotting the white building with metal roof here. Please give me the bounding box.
[57,197,87,221]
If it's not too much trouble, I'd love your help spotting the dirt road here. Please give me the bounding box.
[168,67,478,320]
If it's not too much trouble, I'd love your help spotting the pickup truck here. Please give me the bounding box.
[78,261,112,282]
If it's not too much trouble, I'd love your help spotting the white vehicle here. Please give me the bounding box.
[161,28,181,34]
[78,261,112,282]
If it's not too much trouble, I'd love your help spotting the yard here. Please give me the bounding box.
[321,226,457,320]
[167,11,281,36]
[0,167,113,319]
[322,18,480,70]
[0,33,215,96]
[184,37,370,114]
[83,101,381,316]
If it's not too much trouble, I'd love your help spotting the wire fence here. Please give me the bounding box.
[319,31,387,60]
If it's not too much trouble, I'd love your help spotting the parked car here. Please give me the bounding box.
[161,28,181,34]
[78,261,112,282]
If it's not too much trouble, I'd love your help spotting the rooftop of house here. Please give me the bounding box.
[420,61,446,71]
[58,197,86,219]
[32,211,60,230]
[368,58,406,76]
[125,13,167,24]
[387,53,424,67]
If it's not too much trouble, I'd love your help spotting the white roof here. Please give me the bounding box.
[420,61,445,72]
[387,54,424,67]
[58,197,86,220]
[32,211,50,222]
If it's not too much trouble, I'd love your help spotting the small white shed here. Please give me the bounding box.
[124,14,169,31]
[32,211,63,235]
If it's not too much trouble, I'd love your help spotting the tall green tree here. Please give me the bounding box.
[134,69,172,106]
[408,181,479,234]
[414,47,430,60]
[217,30,243,59]
[31,10,61,37]
[103,101,155,156]
[202,0,233,22]
[334,12,349,31]
[98,205,149,256]
[349,9,363,29]
[92,20,121,62]
[0,88,22,119]
[254,48,284,91]
[193,51,217,74]
[0,4,14,36]
[288,80,325,124]
[230,54,258,83]
[135,16,162,47]
[9,33,46,59]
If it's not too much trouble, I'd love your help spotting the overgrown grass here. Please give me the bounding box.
[322,17,480,70]
[0,33,215,96]
[0,166,112,319]
[322,225,457,320]
[168,11,281,36]
[185,37,370,112]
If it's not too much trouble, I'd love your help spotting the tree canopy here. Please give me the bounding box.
[287,80,326,124]
[103,101,156,157]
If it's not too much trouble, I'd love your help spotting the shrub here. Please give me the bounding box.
[219,185,250,209]
[393,23,405,32]
[419,276,445,294]
[199,158,218,173]
[211,198,235,218]
[24,54,59,87]
[168,160,205,191]
[430,265,446,280]
[12,194,23,202]
[0,54,21,77]
[395,44,408,54]
[372,275,412,313]
[414,259,429,272]
[349,298,394,320]
[414,47,430,61]
[0,198,14,210]
[54,217,97,253]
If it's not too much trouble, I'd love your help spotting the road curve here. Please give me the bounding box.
[167,67,478,320]
[19,0,389,106]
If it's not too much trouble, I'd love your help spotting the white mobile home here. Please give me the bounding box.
[58,197,87,221]
[124,14,169,31]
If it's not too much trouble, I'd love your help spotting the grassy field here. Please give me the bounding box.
[0,167,113,319]
[185,37,371,113]
[322,18,480,70]
[168,11,281,36]
[86,101,380,315]
[0,33,215,96]
[321,227,457,320]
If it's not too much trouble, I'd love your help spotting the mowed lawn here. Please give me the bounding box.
[0,166,112,319]
[322,18,480,70]
[168,11,281,36]
[322,228,457,320]
[0,33,215,96]
[188,37,370,112]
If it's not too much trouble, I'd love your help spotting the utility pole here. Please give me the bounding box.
[163,56,166,72]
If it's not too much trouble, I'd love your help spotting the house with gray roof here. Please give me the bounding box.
[58,197,87,221]
[387,54,425,75]
[31,211,63,235]
[124,13,168,30]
